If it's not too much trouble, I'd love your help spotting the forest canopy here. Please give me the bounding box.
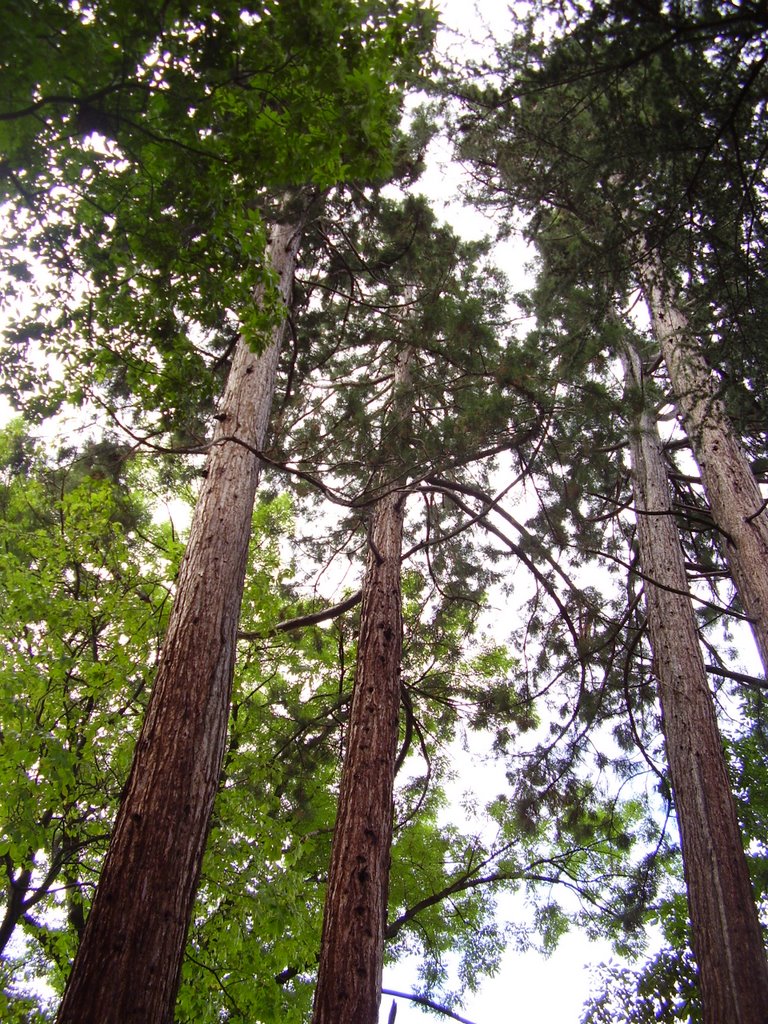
[1,2,767,1023]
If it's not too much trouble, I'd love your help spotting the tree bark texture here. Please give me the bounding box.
[56,216,305,1024]
[623,341,768,1024]
[637,248,768,675]
[312,348,413,1024]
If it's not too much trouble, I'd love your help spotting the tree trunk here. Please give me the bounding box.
[622,339,768,1024]
[56,215,305,1024]
[312,347,412,1024]
[0,864,31,955]
[637,247,768,674]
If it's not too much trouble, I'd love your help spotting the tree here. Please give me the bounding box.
[634,249,768,673]
[55,212,307,1024]
[282,194,516,1021]
[312,392,410,1024]
[1,4,436,1021]
[452,0,768,666]
[482,215,768,1016]
[275,188,660,1016]
[621,332,768,1022]
[2,142,647,1024]
[450,7,768,1014]
[0,423,173,1011]
[6,3,768,1019]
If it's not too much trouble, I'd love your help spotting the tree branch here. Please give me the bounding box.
[706,664,767,689]
[381,990,480,1024]
[238,590,362,640]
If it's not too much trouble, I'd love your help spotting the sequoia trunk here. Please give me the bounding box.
[637,248,768,674]
[622,340,768,1024]
[56,216,305,1024]
[312,348,413,1024]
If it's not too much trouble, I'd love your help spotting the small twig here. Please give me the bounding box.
[394,684,415,777]
[184,951,243,1016]
[274,966,299,986]
[746,497,768,524]
[367,514,385,564]
[381,990,480,1024]
[582,547,754,622]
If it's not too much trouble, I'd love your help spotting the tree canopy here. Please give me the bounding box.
[1,2,767,1022]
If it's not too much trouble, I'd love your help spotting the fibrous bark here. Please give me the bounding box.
[312,348,413,1024]
[56,215,305,1024]
[623,338,768,1024]
[637,247,768,675]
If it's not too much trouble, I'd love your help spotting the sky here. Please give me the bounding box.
[380,4,628,1022]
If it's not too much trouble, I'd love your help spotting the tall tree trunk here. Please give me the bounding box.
[636,247,768,674]
[622,339,768,1024]
[56,215,305,1024]
[312,348,413,1024]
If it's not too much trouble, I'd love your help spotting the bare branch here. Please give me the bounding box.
[238,591,362,641]
[381,990,480,1024]
[706,664,767,689]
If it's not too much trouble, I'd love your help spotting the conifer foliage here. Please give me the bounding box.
[453,2,768,1020]
[1,3,767,1023]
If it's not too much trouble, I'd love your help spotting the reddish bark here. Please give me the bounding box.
[312,347,413,1024]
[638,248,768,675]
[623,340,768,1024]
[56,217,305,1024]
[311,488,406,1024]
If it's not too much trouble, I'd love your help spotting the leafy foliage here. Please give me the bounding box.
[2,2,768,1021]
[1,0,436,428]
[0,422,172,1008]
